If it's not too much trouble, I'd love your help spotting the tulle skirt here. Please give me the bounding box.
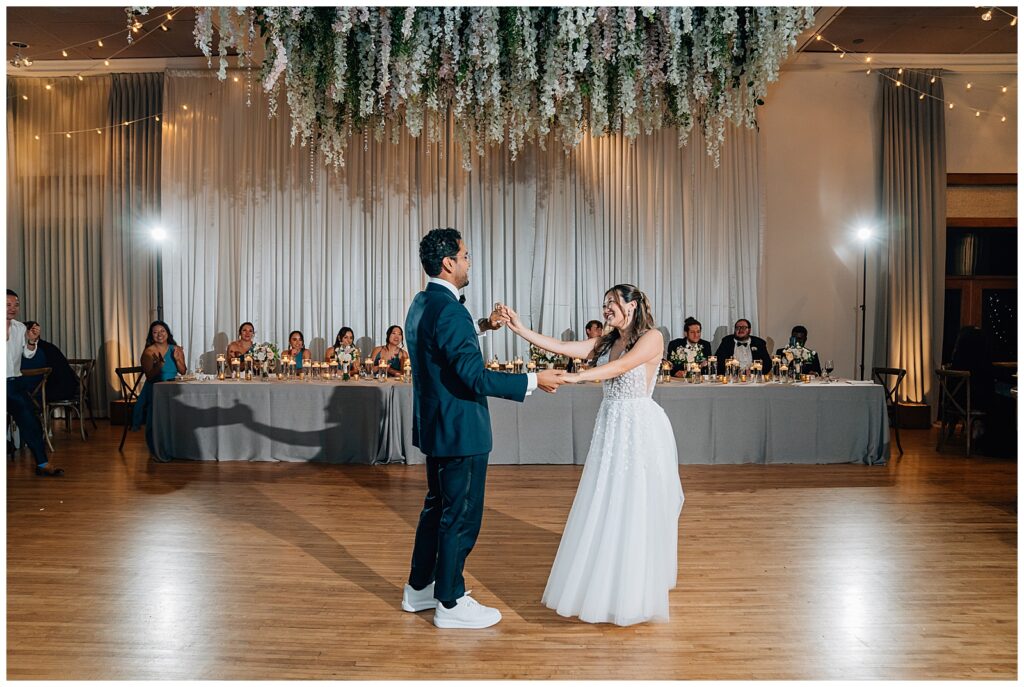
[542,397,684,626]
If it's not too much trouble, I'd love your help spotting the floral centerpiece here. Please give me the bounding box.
[781,345,815,365]
[251,341,280,377]
[529,344,561,368]
[669,342,706,366]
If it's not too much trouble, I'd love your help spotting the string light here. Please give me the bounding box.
[97,39,103,47]
[155,115,160,122]
[21,95,27,100]
[65,133,71,138]
[160,24,168,31]
[77,75,83,81]
[817,30,1012,123]
[44,84,52,90]
[104,59,110,66]
[981,10,993,21]
[34,135,39,140]
[61,49,68,57]
[182,104,188,111]
[1012,17,1018,26]
[233,76,239,82]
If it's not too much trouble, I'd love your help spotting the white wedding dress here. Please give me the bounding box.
[542,353,685,626]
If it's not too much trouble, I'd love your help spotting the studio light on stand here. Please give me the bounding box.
[855,226,873,380]
[150,226,167,321]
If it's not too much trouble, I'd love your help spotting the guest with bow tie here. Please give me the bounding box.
[714,318,772,373]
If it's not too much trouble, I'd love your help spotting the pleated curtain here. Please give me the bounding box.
[6,73,162,413]
[877,68,947,405]
[160,71,764,369]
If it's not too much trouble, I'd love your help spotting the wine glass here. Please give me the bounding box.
[824,359,835,382]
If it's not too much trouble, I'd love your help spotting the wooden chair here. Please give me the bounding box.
[66,358,98,430]
[935,369,985,457]
[871,367,907,456]
[18,367,54,453]
[48,358,96,441]
[116,366,145,452]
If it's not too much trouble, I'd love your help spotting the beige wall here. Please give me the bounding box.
[758,62,1017,379]
[759,70,883,378]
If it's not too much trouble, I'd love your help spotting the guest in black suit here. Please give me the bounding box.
[714,318,772,373]
[667,317,713,378]
[20,321,77,402]
[584,319,604,339]
[775,325,822,375]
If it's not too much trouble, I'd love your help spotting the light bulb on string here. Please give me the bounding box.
[930,76,937,84]
[1012,17,1018,26]
[65,133,71,139]
[96,129,101,134]
[1002,86,1008,93]
[34,135,39,140]
[976,110,981,117]
[21,95,28,100]
[839,52,845,59]
[897,68,903,75]
[895,80,902,87]
[104,59,110,66]
[182,104,188,111]
[44,84,52,91]
[97,39,103,47]
[815,34,822,41]
[866,69,872,75]
[967,82,973,89]
[919,93,925,100]
[155,115,160,122]
[981,10,993,21]
[865,56,872,63]
[233,76,239,82]
[77,75,83,81]
[62,49,68,57]
[949,103,955,109]
[160,24,168,31]
[1001,115,1007,122]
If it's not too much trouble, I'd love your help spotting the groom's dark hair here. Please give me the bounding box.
[419,228,462,277]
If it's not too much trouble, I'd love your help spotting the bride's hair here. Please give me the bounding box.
[589,284,655,365]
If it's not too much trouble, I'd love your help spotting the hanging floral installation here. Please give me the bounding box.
[141,6,814,169]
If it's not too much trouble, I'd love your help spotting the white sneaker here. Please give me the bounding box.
[402,582,437,612]
[433,592,502,629]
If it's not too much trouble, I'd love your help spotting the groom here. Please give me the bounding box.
[402,228,565,629]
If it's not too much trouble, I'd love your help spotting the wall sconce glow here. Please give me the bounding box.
[151,227,168,243]
[856,227,873,242]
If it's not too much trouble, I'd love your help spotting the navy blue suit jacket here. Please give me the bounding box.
[405,282,528,457]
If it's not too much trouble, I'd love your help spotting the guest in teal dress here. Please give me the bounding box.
[370,325,409,378]
[325,326,357,363]
[227,321,255,361]
[131,320,187,456]
[284,330,311,370]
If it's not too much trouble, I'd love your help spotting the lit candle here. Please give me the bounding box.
[527,360,536,371]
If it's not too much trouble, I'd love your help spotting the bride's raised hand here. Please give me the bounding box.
[502,305,524,332]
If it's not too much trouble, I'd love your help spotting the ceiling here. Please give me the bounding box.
[802,6,1018,54]
[5,6,1019,67]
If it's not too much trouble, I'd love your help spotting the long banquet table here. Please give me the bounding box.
[151,378,890,466]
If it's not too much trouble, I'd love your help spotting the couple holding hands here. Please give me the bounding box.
[402,228,684,629]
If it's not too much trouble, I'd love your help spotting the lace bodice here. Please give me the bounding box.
[598,352,657,400]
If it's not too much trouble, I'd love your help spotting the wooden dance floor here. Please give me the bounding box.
[7,423,1016,679]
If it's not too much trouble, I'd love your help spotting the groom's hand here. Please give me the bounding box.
[483,305,508,330]
[536,369,567,393]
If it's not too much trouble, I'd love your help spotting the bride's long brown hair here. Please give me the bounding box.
[589,284,656,365]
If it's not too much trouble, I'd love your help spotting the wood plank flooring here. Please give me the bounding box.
[7,422,1017,679]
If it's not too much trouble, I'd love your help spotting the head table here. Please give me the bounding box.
[150,377,889,466]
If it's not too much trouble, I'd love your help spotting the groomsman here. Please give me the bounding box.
[775,325,822,374]
[584,320,604,339]
[714,318,772,373]
[667,317,713,377]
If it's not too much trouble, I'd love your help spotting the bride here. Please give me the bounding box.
[503,284,684,626]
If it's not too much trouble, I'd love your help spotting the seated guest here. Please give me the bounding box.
[131,320,187,456]
[6,289,63,476]
[668,316,713,378]
[284,330,311,370]
[775,325,822,375]
[714,318,772,373]
[370,325,409,378]
[325,326,359,364]
[226,321,255,360]
[585,319,604,339]
[20,321,78,402]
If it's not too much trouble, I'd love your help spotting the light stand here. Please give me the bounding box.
[856,227,873,381]
[151,226,167,321]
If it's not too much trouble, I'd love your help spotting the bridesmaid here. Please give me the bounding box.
[131,320,187,455]
[370,325,409,378]
[326,326,358,362]
[226,322,255,361]
[284,330,312,370]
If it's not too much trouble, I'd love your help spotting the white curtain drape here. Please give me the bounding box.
[878,68,947,405]
[161,71,763,369]
[7,74,162,412]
